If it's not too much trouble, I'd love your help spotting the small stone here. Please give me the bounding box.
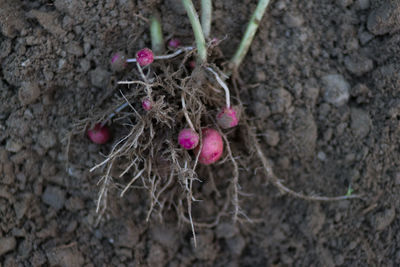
[79,59,90,73]
[65,197,84,212]
[0,237,16,256]
[46,246,84,266]
[192,230,217,261]
[317,151,327,161]
[344,54,373,76]
[263,129,280,147]
[252,102,270,120]
[18,82,40,105]
[151,224,179,249]
[147,244,166,267]
[66,41,83,56]
[322,74,350,107]
[90,67,111,88]
[28,10,66,38]
[216,223,238,239]
[339,0,353,8]
[374,207,396,231]
[350,108,371,138]
[356,0,369,10]
[42,186,66,210]
[226,235,246,255]
[269,88,293,114]
[283,13,304,28]
[38,130,57,149]
[367,2,400,36]
[5,139,23,153]
[358,31,374,45]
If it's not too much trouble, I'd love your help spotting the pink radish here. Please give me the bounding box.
[87,124,111,144]
[168,38,181,49]
[110,52,127,72]
[195,128,223,165]
[136,48,154,67]
[178,128,199,150]
[216,107,239,129]
[142,98,152,111]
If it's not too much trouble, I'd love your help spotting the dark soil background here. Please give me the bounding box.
[1,0,400,266]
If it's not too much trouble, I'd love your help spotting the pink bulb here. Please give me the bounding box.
[188,60,196,69]
[136,48,154,67]
[216,107,239,129]
[110,52,127,72]
[194,128,223,165]
[142,99,152,111]
[168,38,181,49]
[178,128,199,150]
[87,124,111,144]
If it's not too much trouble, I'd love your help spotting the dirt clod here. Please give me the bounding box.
[18,82,41,105]
[42,186,66,210]
[321,74,350,107]
[0,236,16,256]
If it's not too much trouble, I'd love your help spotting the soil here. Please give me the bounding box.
[1,0,400,266]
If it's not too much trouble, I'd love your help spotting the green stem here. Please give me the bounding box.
[150,13,164,55]
[230,0,271,70]
[181,0,207,63]
[201,0,212,39]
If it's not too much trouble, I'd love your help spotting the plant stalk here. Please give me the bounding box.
[181,0,207,63]
[150,13,164,55]
[230,0,271,70]
[201,0,212,39]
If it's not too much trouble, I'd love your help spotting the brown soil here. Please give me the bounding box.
[1,0,400,266]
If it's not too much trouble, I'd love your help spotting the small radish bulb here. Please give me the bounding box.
[142,98,152,111]
[168,38,181,49]
[136,48,154,67]
[194,128,223,165]
[188,60,196,69]
[216,107,239,129]
[110,52,127,72]
[87,124,111,144]
[178,128,199,150]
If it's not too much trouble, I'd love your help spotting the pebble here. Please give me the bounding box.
[90,67,111,88]
[5,139,23,153]
[28,10,66,38]
[115,221,139,248]
[344,54,373,76]
[321,74,350,107]
[38,130,57,149]
[374,206,396,231]
[350,108,371,138]
[80,59,90,73]
[358,31,374,45]
[46,246,84,266]
[339,0,353,8]
[283,13,304,28]
[18,81,41,105]
[42,186,66,210]
[216,223,238,239]
[0,0,27,38]
[269,88,293,114]
[226,235,246,255]
[356,0,370,10]
[192,230,217,261]
[54,0,83,17]
[0,237,16,256]
[66,41,83,57]
[151,224,179,249]
[367,2,400,35]
[252,102,270,120]
[65,197,84,212]
[263,129,280,147]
